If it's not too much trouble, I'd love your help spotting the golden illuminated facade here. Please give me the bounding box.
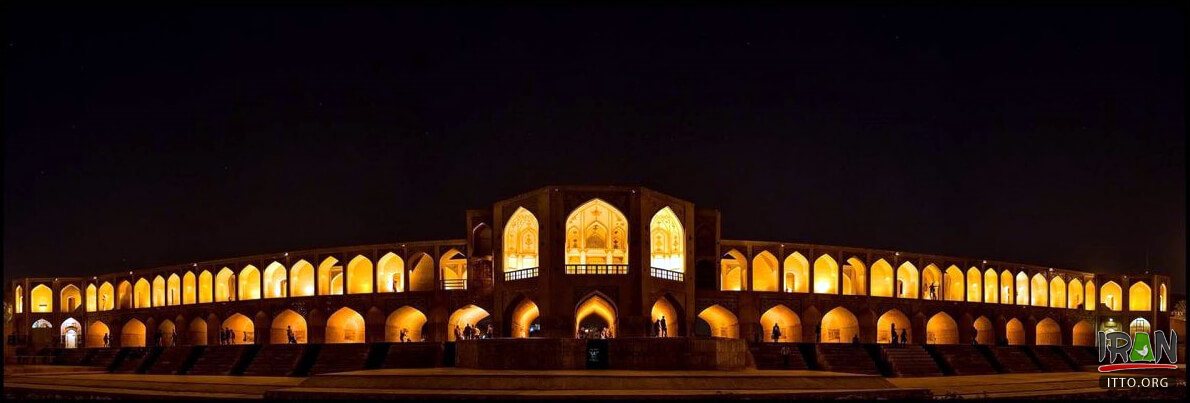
[5,185,1175,355]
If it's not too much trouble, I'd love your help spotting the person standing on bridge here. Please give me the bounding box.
[660,316,668,337]
[771,322,782,343]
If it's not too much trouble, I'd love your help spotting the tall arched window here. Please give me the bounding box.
[564,199,628,270]
[503,207,539,276]
[649,207,685,278]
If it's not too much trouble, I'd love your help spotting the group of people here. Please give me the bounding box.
[218,327,248,345]
[652,316,668,337]
[579,327,611,339]
[887,323,909,347]
[285,325,299,344]
[454,323,492,340]
[153,330,178,346]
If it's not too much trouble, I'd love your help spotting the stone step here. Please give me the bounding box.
[1030,346,1077,371]
[85,348,122,370]
[933,345,998,375]
[111,348,153,373]
[145,346,195,375]
[1057,346,1098,367]
[51,349,91,365]
[749,343,809,370]
[308,344,372,375]
[380,342,442,369]
[186,345,251,375]
[990,347,1040,373]
[882,345,943,377]
[816,344,880,375]
[241,345,307,376]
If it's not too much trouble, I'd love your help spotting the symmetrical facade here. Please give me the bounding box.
[5,185,1173,353]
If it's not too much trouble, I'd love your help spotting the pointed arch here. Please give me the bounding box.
[289,260,314,297]
[877,309,911,343]
[504,207,540,272]
[15,285,23,313]
[86,284,98,312]
[697,305,739,339]
[783,252,809,293]
[199,270,213,303]
[1005,318,1025,345]
[720,249,747,291]
[440,249,467,290]
[843,257,866,295]
[121,318,147,347]
[1049,277,1066,308]
[1000,270,1014,305]
[188,317,208,345]
[871,259,894,297]
[447,305,491,341]
[565,198,629,265]
[575,294,617,337]
[134,278,152,308]
[409,253,435,291]
[61,318,82,348]
[1030,273,1048,307]
[271,309,307,344]
[974,316,994,345]
[751,251,779,292]
[897,262,919,299]
[317,257,343,295]
[346,255,374,294]
[649,207,684,273]
[152,276,166,307]
[1015,271,1029,305]
[386,306,427,342]
[166,274,181,305]
[650,297,679,337]
[1068,278,1084,309]
[983,269,998,303]
[263,262,287,298]
[183,272,197,304]
[945,266,964,301]
[326,307,365,343]
[510,299,541,338]
[1073,320,1095,346]
[214,268,235,302]
[1160,284,1167,311]
[117,280,132,309]
[99,282,115,311]
[222,313,254,344]
[86,320,111,347]
[159,319,177,346]
[59,285,81,313]
[1085,280,1096,311]
[926,312,958,344]
[966,268,982,303]
[820,307,859,343]
[921,264,942,300]
[1036,318,1061,345]
[377,253,404,293]
[238,265,261,300]
[813,255,839,294]
[760,304,801,343]
[1129,281,1151,311]
[1101,281,1122,311]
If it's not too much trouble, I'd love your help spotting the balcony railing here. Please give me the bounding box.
[565,264,628,275]
[441,279,467,290]
[650,267,684,282]
[505,267,539,281]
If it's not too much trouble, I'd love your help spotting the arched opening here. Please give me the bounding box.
[199,270,213,303]
[121,319,147,347]
[921,264,942,300]
[564,199,629,265]
[984,269,998,303]
[386,306,427,342]
[1101,281,1122,311]
[167,274,181,305]
[238,265,261,300]
[897,262,919,298]
[1000,270,1014,304]
[290,260,314,297]
[215,268,235,302]
[1073,320,1094,346]
[783,252,809,293]
[222,313,255,345]
[649,207,684,273]
[1129,281,1152,311]
[871,259,894,297]
[134,279,151,308]
[945,266,964,301]
[1030,274,1048,307]
[159,320,176,346]
[760,305,801,343]
[877,309,912,344]
[189,317,208,345]
[504,207,540,272]
[966,268,982,303]
[15,286,23,313]
[99,282,114,311]
[86,321,110,348]
[843,257,866,295]
[263,262,287,298]
[117,281,132,309]
[33,319,52,328]
[697,305,739,339]
[1015,272,1029,305]
[317,257,343,296]
[650,297,679,337]
[61,318,81,348]
[377,253,405,293]
[1049,277,1066,308]
[1159,284,1167,311]
[59,285,81,313]
[440,249,467,290]
[86,284,97,312]
[1036,318,1061,345]
[183,272,196,304]
[1085,280,1096,311]
[1068,279,1084,309]
[510,299,541,338]
[271,310,307,344]
[152,276,166,307]
[472,223,493,257]
[326,308,365,343]
[974,316,994,345]
[820,307,859,343]
[575,295,617,338]
[1005,319,1025,345]
[346,255,374,294]
[409,254,435,292]
[813,255,839,294]
[447,305,491,341]
[1128,317,1151,338]
[751,251,779,292]
[720,250,747,291]
[926,312,958,344]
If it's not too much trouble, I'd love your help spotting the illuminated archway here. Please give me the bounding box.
[1129,281,1151,311]
[871,259,894,297]
[290,260,314,297]
[15,286,23,313]
[1073,320,1094,346]
[813,255,839,294]
[877,309,911,343]
[760,305,801,343]
[326,308,365,343]
[409,254,435,291]
[159,320,176,346]
[575,295,617,338]
[59,285,81,312]
[697,305,739,338]
[117,280,132,309]
[167,274,181,305]
[189,317,208,345]
[215,268,235,302]
[121,319,146,347]
[86,321,110,347]
[347,255,374,294]
[944,266,964,301]
[85,284,97,312]
[263,262,287,298]
[134,279,151,308]
[271,309,307,344]
[238,265,261,300]
[1036,318,1061,345]
[440,249,467,290]
[783,252,809,293]
[317,257,343,295]
[926,312,958,344]
[1129,317,1150,338]
[649,207,684,273]
[1068,278,1084,309]
[720,250,747,291]
[752,251,779,292]
[1101,281,1122,311]
[386,306,427,342]
[198,270,213,303]
[842,257,866,295]
[152,276,165,307]
[1159,284,1167,311]
[820,307,859,343]
[377,253,404,293]
[983,269,998,303]
[61,318,81,348]
[1049,277,1066,308]
[650,297,679,337]
[505,207,540,272]
[921,264,942,300]
[448,305,490,341]
[1000,270,1014,305]
[897,262,919,298]
[222,313,254,345]
[183,272,196,304]
[99,282,115,311]
[1005,318,1025,345]
[510,299,541,338]
[1015,272,1029,305]
[1030,274,1048,307]
[974,316,994,345]
[966,268,982,303]
[1085,280,1096,311]
[565,199,629,265]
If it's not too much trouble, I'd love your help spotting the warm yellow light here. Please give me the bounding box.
[326,307,365,343]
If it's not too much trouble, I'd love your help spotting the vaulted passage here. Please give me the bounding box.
[1005,318,1025,345]
[575,295,617,338]
[326,307,365,343]
[819,307,858,343]
[386,306,427,342]
[650,297,678,337]
[697,305,738,339]
[760,304,801,343]
[272,310,307,344]
[877,309,911,344]
[223,314,254,345]
[510,299,541,338]
[1036,318,1061,345]
[974,316,994,345]
[448,305,490,341]
[926,312,958,344]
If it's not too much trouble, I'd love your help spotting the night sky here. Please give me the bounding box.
[4,6,1184,293]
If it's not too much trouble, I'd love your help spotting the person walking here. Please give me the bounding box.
[771,322,782,343]
[660,316,668,337]
[899,329,908,346]
[890,323,897,346]
[103,332,110,347]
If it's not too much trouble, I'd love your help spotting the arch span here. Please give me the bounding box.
[272,310,307,344]
[926,312,958,344]
[326,307,365,343]
[820,307,859,343]
[448,305,491,341]
[386,306,427,342]
[760,305,801,343]
[697,305,739,339]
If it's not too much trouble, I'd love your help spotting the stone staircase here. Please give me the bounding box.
[186,345,254,375]
[1027,346,1078,371]
[51,348,92,365]
[380,342,442,369]
[1057,346,1099,368]
[815,344,880,375]
[932,344,998,375]
[881,345,943,377]
[989,346,1041,373]
[146,346,197,374]
[241,344,308,376]
[749,343,809,370]
[112,348,154,373]
[308,343,372,375]
[85,348,123,370]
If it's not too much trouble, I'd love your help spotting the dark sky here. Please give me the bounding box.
[4,6,1185,292]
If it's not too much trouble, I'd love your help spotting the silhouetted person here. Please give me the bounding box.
[399,328,408,343]
[899,329,907,345]
[653,319,661,337]
[103,333,110,347]
[929,282,938,300]
[229,329,236,345]
[243,330,248,343]
[890,323,897,346]
[287,325,296,344]
[454,326,462,341]
[463,324,474,340]
[771,323,782,343]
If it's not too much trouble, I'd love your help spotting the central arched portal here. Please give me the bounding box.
[650,296,680,337]
[448,305,491,341]
[509,298,541,338]
[575,294,617,338]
